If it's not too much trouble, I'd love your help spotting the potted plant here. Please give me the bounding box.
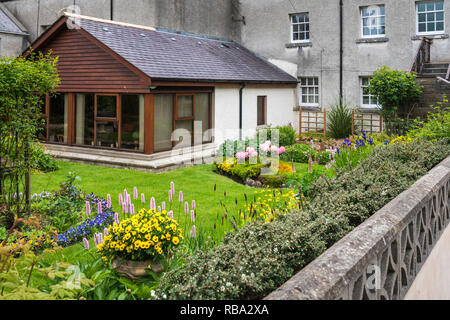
[97,208,184,280]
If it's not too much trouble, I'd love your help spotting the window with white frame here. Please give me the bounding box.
[417,1,445,34]
[291,13,310,42]
[361,5,386,37]
[360,77,379,108]
[299,77,319,106]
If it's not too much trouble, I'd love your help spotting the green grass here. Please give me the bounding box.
[31,161,325,244]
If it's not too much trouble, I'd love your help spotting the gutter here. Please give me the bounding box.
[339,0,343,99]
[239,82,246,140]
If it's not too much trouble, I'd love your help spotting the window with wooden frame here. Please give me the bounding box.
[361,5,386,38]
[257,96,267,126]
[299,77,319,107]
[290,13,310,43]
[94,94,120,149]
[417,1,445,35]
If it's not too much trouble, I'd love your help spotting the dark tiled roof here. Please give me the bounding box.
[0,5,27,35]
[76,17,297,84]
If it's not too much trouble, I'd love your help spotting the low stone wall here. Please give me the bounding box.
[265,155,450,300]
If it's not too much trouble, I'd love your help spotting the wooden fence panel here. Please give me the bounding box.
[352,111,383,136]
[299,108,326,139]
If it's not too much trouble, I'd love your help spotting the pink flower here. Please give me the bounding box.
[83,238,89,250]
[85,201,91,215]
[169,190,173,202]
[122,203,127,213]
[191,200,195,210]
[150,197,156,210]
[191,210,195,222]
[235,152,248,160]
[170,181,175,194]
[133,187,138,199]
[158,206,161,212]
[107,194,111,208]
[118,194,123,206]
[270,145,279,153]
[277,146,286,155]
[168,211,174,219]
[130,204,135,215]
[179,191,183,203]
[185,201,189,214]
[104,228,109,236]
[162,201,166,210]
[141,193,145,204]
[114,212,120,224]
[97,202,102,214]
[190,225,196,238]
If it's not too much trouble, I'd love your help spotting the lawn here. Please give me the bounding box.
[30,161,324,243]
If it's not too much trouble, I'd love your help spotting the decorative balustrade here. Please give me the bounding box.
[265,155,450,300]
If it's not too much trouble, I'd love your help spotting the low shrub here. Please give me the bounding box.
[156,139,449,299]
[280,143,331,165]
[30,141,58,173]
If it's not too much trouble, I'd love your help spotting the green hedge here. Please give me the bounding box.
[280,143,331,165]
[156,139,449,300]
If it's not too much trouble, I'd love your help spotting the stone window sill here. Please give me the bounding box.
[297,105,321,111]
[285,42,313,49]
[356,37,389,44]
[411,34,449,40]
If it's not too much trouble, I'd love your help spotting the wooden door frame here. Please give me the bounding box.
[94,93,121,148]
[173,93,195,147]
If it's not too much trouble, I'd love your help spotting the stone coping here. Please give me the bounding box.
[265,154,450,300]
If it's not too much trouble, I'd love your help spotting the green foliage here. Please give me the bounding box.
[327,98,353,139]
[156,139,449,299]
[280,143,331,165]
[258,175,287,188]
[368,66,423,135]
[408,96,450,141]
[29,141,58,173]
[274,125,297,147]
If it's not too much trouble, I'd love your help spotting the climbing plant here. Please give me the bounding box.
[0,52,60,224]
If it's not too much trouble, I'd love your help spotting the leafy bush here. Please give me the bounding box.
[156,139,449,299]
[408,96,450,141]
[30,141,58,173]
[327,99,353,139]
[215,158,265,182]
[368,66,423,135]
[275,125,297,147]
[280,143,330,165]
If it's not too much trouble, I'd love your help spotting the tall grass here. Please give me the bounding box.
[327,98,353,139]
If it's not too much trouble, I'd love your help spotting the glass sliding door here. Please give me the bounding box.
[94,94,120,148]
[74,93,95,146]
[194,93,211,143]
[121,94,144,151]
[154,94,174,152]
[48,94,68,143]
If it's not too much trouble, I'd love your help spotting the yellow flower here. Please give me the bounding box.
[172,236,180,245]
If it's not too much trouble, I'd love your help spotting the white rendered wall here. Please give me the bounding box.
[213,86,297,146]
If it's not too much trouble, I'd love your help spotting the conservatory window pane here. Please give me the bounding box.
[74,93,95,146]
[121,94,144,151]
[48,94,68,143]
[154,94,174,152]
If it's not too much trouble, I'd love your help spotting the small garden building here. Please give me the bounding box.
[26,12,298,155]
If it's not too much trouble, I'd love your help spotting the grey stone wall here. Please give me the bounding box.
[265,155,450,300]
[236,0,450,110]
[0,32,27,56]
[3,0,235,41]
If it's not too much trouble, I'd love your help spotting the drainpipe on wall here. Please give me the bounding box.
[339,0,343,100]
[239,82,246,140]
[110,0,114,20]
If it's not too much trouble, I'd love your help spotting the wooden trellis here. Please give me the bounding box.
[352,111,383,136]
[299,108,327,139]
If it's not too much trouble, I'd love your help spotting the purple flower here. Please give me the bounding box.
[162,201,166,211]
[150,197,156,210]
[114,212,120,224]
[86,201,91,215]
[169,190,173,202]
[170,181,175,195]
[97,202,102,214]
[192,200,195,210]
[83,238,89,250]
[133,187,138,199]
[184,201,189,214]
[191,210,195,222]
[190,225,196,238]
[118,193,123,206]
[130,204,135,215]
[158,206,161,212]
[168,211,174,219]
[141,193,145,204]
[179,191,183,203]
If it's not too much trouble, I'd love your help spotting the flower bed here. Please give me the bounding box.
[155,139,450,299]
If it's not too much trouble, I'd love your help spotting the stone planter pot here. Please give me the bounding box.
[112,258,163,280]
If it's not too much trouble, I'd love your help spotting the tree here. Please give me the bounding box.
[368,66,423,135]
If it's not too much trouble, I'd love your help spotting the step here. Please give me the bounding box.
[424,63,449,69]
[422,68,449,74]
